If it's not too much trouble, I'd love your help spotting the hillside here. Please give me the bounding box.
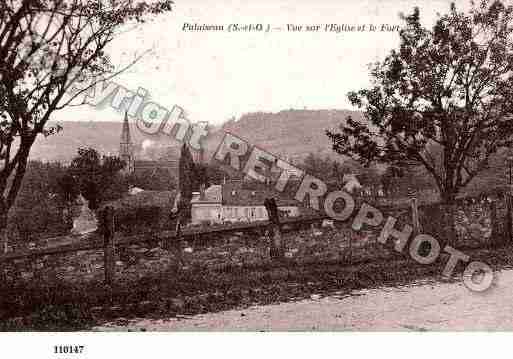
[29,110,513,200]
[30,109,358,163]
[204,109,360,163]
[31,120,183,163]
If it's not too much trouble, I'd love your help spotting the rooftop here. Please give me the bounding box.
[191,182,300,207]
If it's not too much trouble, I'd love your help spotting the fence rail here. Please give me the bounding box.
[4,195,492,288]
[0,214,335,263]
[3,195,491,266]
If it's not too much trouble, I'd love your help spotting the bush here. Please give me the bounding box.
[113,205,171,234]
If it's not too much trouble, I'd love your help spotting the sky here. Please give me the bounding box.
[54,0,471,126]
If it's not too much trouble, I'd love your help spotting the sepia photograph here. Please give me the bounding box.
[1,0,513,356]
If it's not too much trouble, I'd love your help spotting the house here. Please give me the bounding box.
[128,187,145,195]
[190,182,300,225]
[343,173,362,193]
[71,195,97,235]
[189,185,223,224]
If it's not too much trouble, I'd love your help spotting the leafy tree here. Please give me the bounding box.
[330,161,345,184]
[128,168,176,191]
[300,152,373,191]
[54,171,79,228]
[69,147,127,209]
[193,162,226,189]
[327,1,513,204]
[301,153,333,181]
[381,165,404,196]
[9,161,69,242]
[178,144,195,220]
[356,165,381,187]
[55,172,79,205]
[0,0,172,241]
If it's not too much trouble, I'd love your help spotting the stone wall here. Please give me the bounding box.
[2,196,508,286]
[1,225,390,286]
[419,196,507,247]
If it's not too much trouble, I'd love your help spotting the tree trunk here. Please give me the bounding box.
[0,141,33,253]
[1,228,7,254]
[0,211,7,285]
[410,197,421,235]
[490,200,500,247]
[506,194,512,244]
[0,201,8,254]
[440,190,458,247]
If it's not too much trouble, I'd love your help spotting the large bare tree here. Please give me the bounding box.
[0,0,172,245]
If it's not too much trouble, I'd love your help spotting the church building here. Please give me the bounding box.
[119,112,179,177]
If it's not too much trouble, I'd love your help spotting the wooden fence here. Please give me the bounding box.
[0,204,338,285]
[0,194,508,286]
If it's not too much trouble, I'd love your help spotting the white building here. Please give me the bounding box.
[191,182,300,225]
[343,173,362,193]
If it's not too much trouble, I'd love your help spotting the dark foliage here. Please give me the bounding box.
[327,1,513,204]
[9,161,70,242]
[178,144,195,220]
[114,205,164,234]
[128,168,177,191]
[69,147,127,209]
[0,0,173,233]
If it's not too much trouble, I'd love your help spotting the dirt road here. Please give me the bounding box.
[94,269,512,331]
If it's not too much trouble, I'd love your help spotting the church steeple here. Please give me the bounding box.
[119,111,134,173]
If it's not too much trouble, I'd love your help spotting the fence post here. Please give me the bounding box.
[410,197,421,235]
[0,227,6,283]
[174,218,184,266]
[490,200,499,246]
[1,229,7,254]
[348,231,353,264]
[164,210,181,250]
[103,206,115,287]
[507,194,512,243]
[264,198,284,260]
[175,217,182,239]
[171,215,184,263]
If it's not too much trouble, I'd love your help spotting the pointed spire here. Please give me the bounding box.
[120,111,131,144]
[119,111,134,173]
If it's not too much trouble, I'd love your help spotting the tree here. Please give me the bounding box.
[327,1,513,204]
[69,147,127,209]
[355,165,381,188]
[55,171,79,228]
[301,153,333,181]
[69,147,102,208]
[0,0,172,242]
[9,161,70,242]
[178,143,195,220]
[128,168,176,191]
[193,162,226,189]
[330,161,345,184]
[56,172,79,205]
[300,152,374,191]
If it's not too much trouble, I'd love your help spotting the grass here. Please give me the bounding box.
[1,241,513,331]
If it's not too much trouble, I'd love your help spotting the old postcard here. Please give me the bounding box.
[1,0,512,357]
